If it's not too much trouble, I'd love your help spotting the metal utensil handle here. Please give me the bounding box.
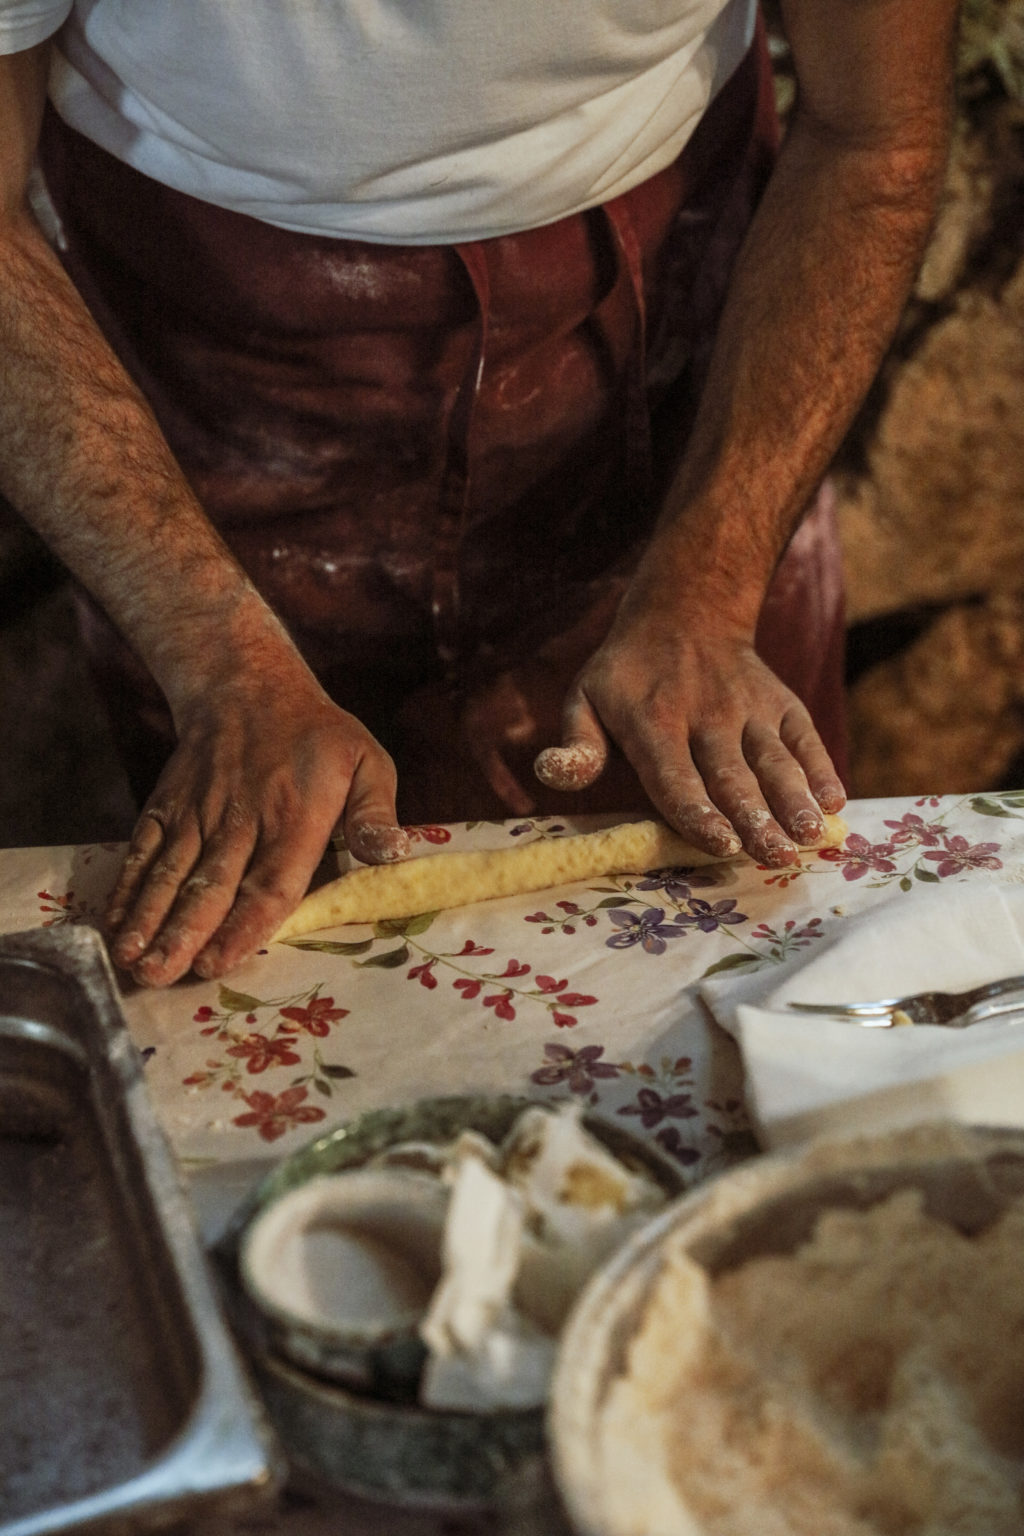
[963,974,1024,1008]
[787,999,901,1017]
[953,993,1024,1028]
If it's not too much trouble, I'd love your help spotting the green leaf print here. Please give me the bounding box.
[281,937,375,955]
[357,943,411,969]
[217,984,264,1013]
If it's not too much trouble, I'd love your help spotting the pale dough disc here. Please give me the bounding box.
[273,815,846,939]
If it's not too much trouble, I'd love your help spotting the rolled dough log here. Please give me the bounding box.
[273,815,846,939]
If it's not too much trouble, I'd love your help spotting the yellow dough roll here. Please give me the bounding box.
[273,815,847,939]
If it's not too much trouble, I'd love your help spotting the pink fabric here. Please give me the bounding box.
[40,19,847,820]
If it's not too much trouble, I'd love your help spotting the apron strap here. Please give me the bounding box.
[433,240,491,677]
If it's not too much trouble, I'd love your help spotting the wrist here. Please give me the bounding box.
[618,524,766,641]
[150,579,323,723]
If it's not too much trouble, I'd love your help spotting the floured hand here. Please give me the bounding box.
[104,665,409,987]
[534,613,846,870]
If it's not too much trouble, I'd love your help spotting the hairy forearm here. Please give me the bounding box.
[0,208,296,715]
[629,100,951,631]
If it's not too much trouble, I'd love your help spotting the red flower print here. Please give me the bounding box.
[278,994,349,1037]
[496,959,531,979]
[883,813,942,848]
[536,975,569,993]
[38,889,77,926]
[408,959,438,989]
[818,835,897,881]
[923,836,1002,877]
[454,940,494,957]
[224,1034,303,1074]
[182,1067,219,1089]
[405,824,451,844]
[483,991,516,1021]
[232,1086,326,1143]
[454,978,482,1000]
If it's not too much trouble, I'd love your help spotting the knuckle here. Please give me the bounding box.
[638,693,682,739]
[746,740,794,777]
[147,857,191,887]
[217,797,255,837]
[120,847,153,873]
[155,924,201,957]
[363,741,398,791]
[708,765,750,800]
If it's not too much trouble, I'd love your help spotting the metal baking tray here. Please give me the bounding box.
[0,926,282,1536]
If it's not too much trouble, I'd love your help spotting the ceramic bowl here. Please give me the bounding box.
[219,1093,687,1509]
[238,1165,448,1396]
[548,1121,1024,1536]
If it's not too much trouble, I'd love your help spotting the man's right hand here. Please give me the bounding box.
[1,42,412,990]
[104,656,410,988]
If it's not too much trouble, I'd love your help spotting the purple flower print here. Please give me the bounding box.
[618,1087,699,1129]
[606,908,687,954]
[675,898,747,933]
[652,1127,701,1166]
[531,1043,620,1095]
[635,868,720,901]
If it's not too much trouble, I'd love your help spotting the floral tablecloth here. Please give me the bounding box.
[4,791,1024,1201]
[5,790,1024,1534]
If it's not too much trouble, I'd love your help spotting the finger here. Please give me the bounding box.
[128,832,256,988]
[192,829,324,979]
[342,747,413,864]
[596,700,743,856]
[740,717,829,847]
[192,827,325,979]
[779,707,847,814]
[194,747,395,978]
[104,808,166,932]
[533,690,608,792]
[107,813,204,971]
[690,733,800,868]
[632,751,744,859]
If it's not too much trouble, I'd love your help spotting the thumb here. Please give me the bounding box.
[533,688,609,792]
[341,750,411,864]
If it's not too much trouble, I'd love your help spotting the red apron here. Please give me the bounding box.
[39,19,847,821]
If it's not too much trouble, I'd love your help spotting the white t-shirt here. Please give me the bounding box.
[1,0,757,244]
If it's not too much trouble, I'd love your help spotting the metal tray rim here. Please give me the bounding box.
[0,925,284,1536]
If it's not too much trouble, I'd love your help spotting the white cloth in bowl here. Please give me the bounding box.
[699,881,1024,1149]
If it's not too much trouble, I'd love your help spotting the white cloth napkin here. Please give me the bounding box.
[700,881,1024,1150]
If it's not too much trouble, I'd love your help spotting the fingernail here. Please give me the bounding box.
[792,811,825,844]
[193,948,220,979]
[105,907,125,932]
[115,930,147,960]
[534,743,603,790]
[816,782,846,813]
[763,837,798,867]
[131,959,164,989]
[711,827,742,856]
[350,823,411,862]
